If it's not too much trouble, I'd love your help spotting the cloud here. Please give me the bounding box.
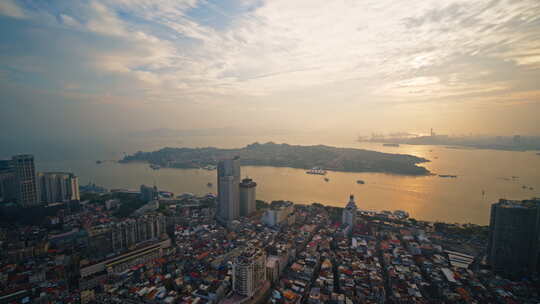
[0,0,25,19]
[1,0,540,136]
[9,0,538,99]
[85,2,128,36]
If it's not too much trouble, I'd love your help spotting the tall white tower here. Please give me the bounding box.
[12,154,39,207]
[233,247,267,297]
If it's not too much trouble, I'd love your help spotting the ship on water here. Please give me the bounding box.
[306,167,327,175]
[383,143,400,147]
[202,165,216,170]
[438,174,457,178]
[357,180,365,184]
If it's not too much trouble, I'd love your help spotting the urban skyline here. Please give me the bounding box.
[0,154,80,206]
[0,152,539,303]
[1,0,540,302]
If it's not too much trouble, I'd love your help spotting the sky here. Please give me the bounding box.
[1,0,540,157]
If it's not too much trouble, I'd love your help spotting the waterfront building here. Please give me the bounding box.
[217,157,241,222]
[488,198,540,277]
[233,247,267,297]
[140,184,158,202]
[342,194,357,228]
[239,178,257,216]
[38,172,80,203]
[12,154,39,207]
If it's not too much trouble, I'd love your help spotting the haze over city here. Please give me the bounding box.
[2,1,540,304]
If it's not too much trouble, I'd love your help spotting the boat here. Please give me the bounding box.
[150,164,161,170]
[393,210,409,219]
[530,187,534,190]
[383,143,400,147]
[96,160,102,164]
[438,174,457,178]
[356,180,365,184]
[306,167,327,175]
[207,182,213,187]
[324,177,329,182]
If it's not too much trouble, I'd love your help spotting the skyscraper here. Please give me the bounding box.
[217,157,240,222]
[0,160,16,202]
[38,172,80,203]
[488,198,540,277]
[12,154,39,207]
[239,178,257,216]
[233,247,267,297]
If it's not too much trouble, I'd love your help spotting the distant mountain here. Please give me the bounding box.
[120,142,431,175]
[129,127,290,137]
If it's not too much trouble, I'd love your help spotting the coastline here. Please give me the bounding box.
[120,142,432,176]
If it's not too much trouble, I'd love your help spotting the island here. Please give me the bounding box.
[120,142,431,175]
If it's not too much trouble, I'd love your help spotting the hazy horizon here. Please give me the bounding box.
[1,0,540,156]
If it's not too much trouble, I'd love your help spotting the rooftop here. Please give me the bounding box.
[496,198,540,209]
[235,247,265,265]
[240,178,257,188]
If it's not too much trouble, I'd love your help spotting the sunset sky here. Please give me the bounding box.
[1,0,540,152]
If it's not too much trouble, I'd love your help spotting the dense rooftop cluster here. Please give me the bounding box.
[1,187,540,304]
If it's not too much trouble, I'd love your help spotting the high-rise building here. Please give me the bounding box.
[233,247,267,297]
[12,155,39,207]
[488,198,540,277]
[217,157,240,222]
[342,194,357,228]
[239,178,257,216]
[140,184,158,202]
[38,172,80,203]
[0,160,16,202]
[266,256,280,283]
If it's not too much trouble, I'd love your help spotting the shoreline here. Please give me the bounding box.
[363,140,540,152]
[120,142,432,176]
[118,159,432,176]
